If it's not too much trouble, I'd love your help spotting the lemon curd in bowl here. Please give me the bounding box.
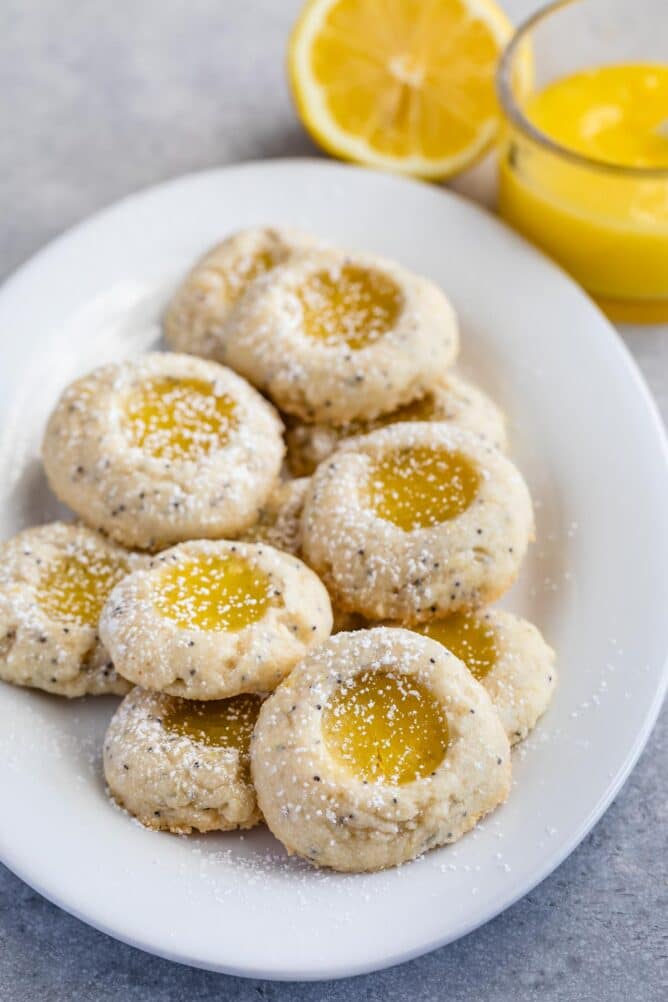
[497,0,668,323]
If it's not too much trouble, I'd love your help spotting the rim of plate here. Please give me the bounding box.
[0,159,666,981]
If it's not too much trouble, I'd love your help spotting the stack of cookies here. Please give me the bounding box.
[0,227,555,873]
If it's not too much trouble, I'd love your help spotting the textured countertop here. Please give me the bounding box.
[0,1,666,999]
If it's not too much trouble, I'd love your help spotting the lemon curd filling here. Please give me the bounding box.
[416,613,499,681]
[37,552,128,627]
[322,669,449,784]
[123,377,237,461]
[298,264,402,349]
[373,393,436,425]
[162,693,261,759]
[153,553,274,631]
[365,446,480,531]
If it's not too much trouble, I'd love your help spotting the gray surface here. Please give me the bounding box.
[0,1,666,999]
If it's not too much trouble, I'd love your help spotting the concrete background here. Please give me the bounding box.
[0,1,666,999]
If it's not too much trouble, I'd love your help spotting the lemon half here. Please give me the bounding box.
[288,0,514,179]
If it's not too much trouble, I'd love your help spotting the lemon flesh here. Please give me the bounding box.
[289,0,513,178]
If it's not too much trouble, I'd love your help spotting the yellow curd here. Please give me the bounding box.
[124,377,237,461]
[162,693,261,756]
[37,552,128,627]
[298,265,402,349]
[365,446,480,531]
[415,612,499,682]
[322,669,449,784]
[153,552,273,632]
[499,63,668,322]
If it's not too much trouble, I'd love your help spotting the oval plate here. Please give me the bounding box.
[0,160,666,981]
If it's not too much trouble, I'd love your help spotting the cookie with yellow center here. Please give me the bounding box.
[285,373,508,477]
[301,423,534,622]
[163,226,319,358]
[221,247,458,425]
[251,627,511,872]
[104,687,263,832]
[42,352,285,550]
[0,522,143,697]
[99,539,332,699]
[409,609,556,744]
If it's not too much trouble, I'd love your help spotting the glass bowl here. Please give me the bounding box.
[496,0,668,323]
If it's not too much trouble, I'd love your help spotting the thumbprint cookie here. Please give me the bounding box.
[301,423,533,622]
[0,522,142,696]
[251,627,510,872]
[218,247,458,424]
[99,539,332,699]
[104,687,262,832]
[42,352,284,550]
[164,226,318,357]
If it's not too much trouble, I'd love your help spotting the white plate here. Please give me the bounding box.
[0,160,666,981]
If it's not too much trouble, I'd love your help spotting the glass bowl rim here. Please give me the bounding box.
[496,0,668,180]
